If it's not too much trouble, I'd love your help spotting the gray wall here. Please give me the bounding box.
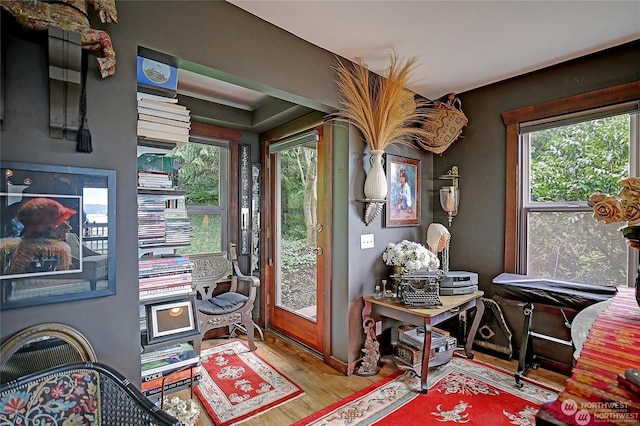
[0,1,431,379]
[1,27,140,381]
[1,0,638,379]
[435,39,640,297]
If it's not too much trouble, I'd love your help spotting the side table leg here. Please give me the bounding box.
[420,322,432,394]
[464,298,485,359]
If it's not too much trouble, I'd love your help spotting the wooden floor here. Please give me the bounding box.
[174,331,569,425]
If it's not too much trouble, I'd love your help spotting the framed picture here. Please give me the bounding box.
[145,297,200,345]
[0,161,116,309]
[385,155,421,227]
[136,56,178,92]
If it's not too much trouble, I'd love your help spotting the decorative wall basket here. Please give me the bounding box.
[417,93,468,154]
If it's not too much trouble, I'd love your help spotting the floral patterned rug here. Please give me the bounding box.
[194,340,304,426]
[293,355,558,426]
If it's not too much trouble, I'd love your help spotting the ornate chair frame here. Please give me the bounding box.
[190,244,261,352]
[0,361,179,425]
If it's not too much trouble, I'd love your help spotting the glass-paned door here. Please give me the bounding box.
[267,129,324,352]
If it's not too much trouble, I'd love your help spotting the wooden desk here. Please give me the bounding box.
[362,291,484,393]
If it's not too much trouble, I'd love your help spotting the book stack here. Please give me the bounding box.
[137,94,191,144]
[137,170,174,190]
[139,305,147,332]
[137,153,177,190]
[395,326,456,369]
[138,196,167,247]
[165,202,191,246]
[139,256,193,301]
[140,342,201,398]
[165,218,191,246]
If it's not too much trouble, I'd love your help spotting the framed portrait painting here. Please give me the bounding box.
[386,155,420,227]
[0,161,116,309]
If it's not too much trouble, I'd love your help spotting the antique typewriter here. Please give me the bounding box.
[395,270,445,308]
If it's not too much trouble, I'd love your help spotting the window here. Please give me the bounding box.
[502,81,640,286]
[520,108,639,286]
[172,141,229,255]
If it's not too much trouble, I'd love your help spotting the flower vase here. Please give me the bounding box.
[364,150,388,200]
[391,266,404,277]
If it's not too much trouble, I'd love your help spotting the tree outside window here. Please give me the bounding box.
[521,111,638,286]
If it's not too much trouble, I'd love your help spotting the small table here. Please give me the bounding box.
[361,291,485,393]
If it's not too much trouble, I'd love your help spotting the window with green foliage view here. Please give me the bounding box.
[521,108,639,286]
[171,142,228,255]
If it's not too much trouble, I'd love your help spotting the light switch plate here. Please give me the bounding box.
[360,234,374,249]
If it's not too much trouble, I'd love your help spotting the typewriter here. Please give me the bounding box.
[395,270,445,308]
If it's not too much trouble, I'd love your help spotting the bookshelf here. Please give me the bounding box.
[137,159,200,402]
[136,87,199,401]
[137,130,200,401]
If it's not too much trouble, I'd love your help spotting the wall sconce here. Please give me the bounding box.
[439,166,460,226]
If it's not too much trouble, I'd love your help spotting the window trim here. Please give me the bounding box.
[187,122,239,254]
[501,81,640,273]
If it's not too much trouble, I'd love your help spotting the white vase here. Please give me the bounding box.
[364,150,388,200]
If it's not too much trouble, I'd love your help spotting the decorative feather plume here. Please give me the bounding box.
[332,54,433,151]
[363,201,384,226]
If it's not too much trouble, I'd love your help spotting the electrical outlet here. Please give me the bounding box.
[360,234,374,249]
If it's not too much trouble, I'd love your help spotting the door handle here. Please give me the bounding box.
[313,247,323,256]
[316,224,323,233]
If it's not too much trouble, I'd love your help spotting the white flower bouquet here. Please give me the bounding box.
[160,396,200,426]
[382,240,440,271]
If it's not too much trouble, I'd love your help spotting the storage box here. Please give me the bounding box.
[399,327,447,349]
[395,336,457,368]
[396,340,432,367]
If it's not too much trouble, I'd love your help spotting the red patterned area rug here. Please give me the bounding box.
[194,340,304,426]
[293,356,558,426]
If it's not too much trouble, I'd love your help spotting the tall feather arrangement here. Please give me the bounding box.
[332,54,432,151]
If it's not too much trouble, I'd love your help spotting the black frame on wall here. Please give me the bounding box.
[0,161,116,309]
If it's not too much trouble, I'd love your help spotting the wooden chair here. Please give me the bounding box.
[190,244,261,352]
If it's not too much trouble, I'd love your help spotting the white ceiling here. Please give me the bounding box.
[227,0,640,101]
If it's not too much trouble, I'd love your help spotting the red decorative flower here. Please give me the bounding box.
[2,395,27,414]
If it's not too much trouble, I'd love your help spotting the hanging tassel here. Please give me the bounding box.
[77,51,93,153]
[77,117,92,153]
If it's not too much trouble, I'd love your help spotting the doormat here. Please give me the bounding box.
[292,356,558,426]
[194,340,304,426]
